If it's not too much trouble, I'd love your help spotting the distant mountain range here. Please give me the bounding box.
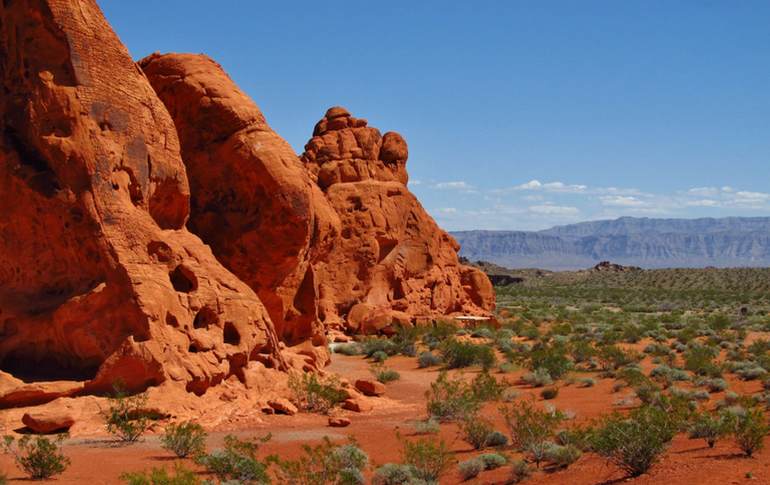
[451,217,770,270]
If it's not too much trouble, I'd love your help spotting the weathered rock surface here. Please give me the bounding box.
[0,0,285,399]
[139,53,339,364]
[354,378,386,397]
[302,108,495,330]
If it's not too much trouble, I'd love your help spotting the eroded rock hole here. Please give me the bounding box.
[223,321,240,345]
[193,306,218,329]
[170,265,197,293]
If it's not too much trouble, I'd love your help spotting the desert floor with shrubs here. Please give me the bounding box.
[2,267,770,484]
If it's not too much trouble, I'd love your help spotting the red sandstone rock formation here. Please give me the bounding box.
[0,0,286,399]
[302,108,495,332]
[139,53,339,366]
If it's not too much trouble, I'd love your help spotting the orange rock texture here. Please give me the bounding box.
[0,0,493,406]
[302,108,495,333]
[0,0,285,397]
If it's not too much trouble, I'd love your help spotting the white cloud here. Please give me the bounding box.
[437,207,457,214]
[512,179,587,193]
[433,181,475,191]
[600,195,646,207]
[687,187,720,197]
[686,199,720,207]
[528,204,580,215]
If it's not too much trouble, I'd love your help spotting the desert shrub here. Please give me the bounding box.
[196,434,271,484]
[400,437,453,482]
[372,464,419,485]
[121,464,200,485]
[425,371,480,422]
[391,326,421,357]
[161,421,207,458]
[501,400,564,467]
[334,343,362,356]
[727,406,770,457]
[2,434,70,480]
[471,326,495,339]
[591,405,676,477]
[543,443,581,469]
[441,339,496,370]
[370,363,401,384]
[688,412,730,448]
[470,371,503,401]
[598,345,640,371]
[555,424,596,451]
[498,362,518,373]
[508,459,531,483]
[540,387,558,400]
[458,458,484,480]
[684,345,721,377]
[478,452,507,469]
[459,413,494,450]
[288,372,346,414]
[501,388,522,402]
[371,351,389,363]
[569,340,596,363]
[736,365,768,381]
[270,438,368,485]
[528,343,572,379]
[417,351,442,368]
[578,377,596,387]
[361,337,399,358]
[413,418,440,435]
[103,385,152,443]
[422,321,459,349]
[486,431,509,447]
[521,367,553,387]
[705,378,728,393]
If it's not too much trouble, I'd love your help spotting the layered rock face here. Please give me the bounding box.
[302,108,495,332]
[0,0,285,396]
[139,54,339,363]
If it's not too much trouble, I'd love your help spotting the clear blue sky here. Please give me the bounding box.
[100,1,770,231]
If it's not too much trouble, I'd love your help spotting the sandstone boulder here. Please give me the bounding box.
[140,53,340,365]
[268,398,298,416]
[22,411,75,434]
[354,379,386,397]
[0,0,285,399]
[328,416,351,427]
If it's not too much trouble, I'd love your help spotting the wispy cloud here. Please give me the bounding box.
[433,181,474,190]
[528,204,580,215]
[599,195,646,207]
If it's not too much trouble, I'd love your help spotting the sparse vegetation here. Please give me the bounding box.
[269,438,368,485]
[161,421,207,458]
[121,464,201,485]
[2,434,70,480]
[103,384,153,443]
[288,372,346,414]
[196,434,271,484]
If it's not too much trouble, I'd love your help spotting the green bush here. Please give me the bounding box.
[288,372,346,414]
[103,385,152,443]
[460,413,494,450]
[458,457,484,480]
[521,367,553,387]
[478,452,507,469]
[688,412,730,448]
[334,343,363,356]
[543,443,582,469]
[269,438,367,485]
[508,459,531,483]
[540,387,558,400]
[370,363,401,384]
[371,351,389,363]
[161,421,207,458]
[413,418,440,435]
[591,405,676,477]
[485,431,509,447]
[425,371,480,422]
[501,400,564,467]
[120,464,200,485]
[361,337,399,358]
[196,434,271,484]
[528,343,573,379]
[372,463,419,485]
[2,434,70,480]
[728,406,769,457]
[470,371,503,401]
[400,437,454,482]
[684,346,721,377]
[417,351,443,368]
[441,339,496,370]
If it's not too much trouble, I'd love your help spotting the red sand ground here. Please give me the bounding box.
[1,353,769,484]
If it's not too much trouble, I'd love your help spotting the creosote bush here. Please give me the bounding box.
[288,372,346,414]
[441,339,496,370]
[121,464,200,485]
[196,434,271,484]
[370,363,401,384]
[425,371,480,422]
[103,384,153,443]
[161,421,207,458]
[269,437,368,485]
[400,436,454,482]
[501,400,564,467]
[2,434,70,480]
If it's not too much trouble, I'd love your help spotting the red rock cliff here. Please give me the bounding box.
[0,0,285,397]
[302,107,495,333]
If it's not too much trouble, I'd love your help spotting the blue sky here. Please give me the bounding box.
[101,1,770,231]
